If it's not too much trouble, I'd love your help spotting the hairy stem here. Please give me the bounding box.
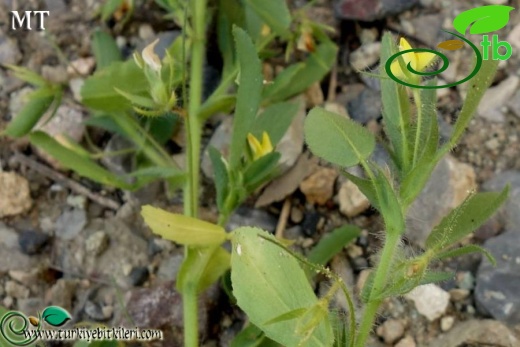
[412,88,423,166]
[355,232,400,347]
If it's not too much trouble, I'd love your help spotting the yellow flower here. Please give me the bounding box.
[390,37,437,79]
[247,132,273,160]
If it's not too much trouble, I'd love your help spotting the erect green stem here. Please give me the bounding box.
[184,0,205,218]
[355,232,400,347]
[412,88,423,166]
[182,0,206,346]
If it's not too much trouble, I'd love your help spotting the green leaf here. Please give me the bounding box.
[229,26,263,169]
[81,60,148,112]
[177,246,230,294]
[92,30,122,70]
[100,0,124,21]
[3,88,58,138]
[263,64,304,102]
[252,101,300,146]
[264,308,308,325]
[305,107,376,167]
[266,41,337,103]
[307,225,360,266]
[415,81,438,162]
[197,247,231,293]
[434,244,496,266]
[425,186,509,251]
[372,168,405,236]
[400,148,442,209]
[380,32,411,173]
[209,147,230,212]
[124,166,184,180]
[419,271,455,286]
[244,0,291,38]
[41,306,71,327]
[28,131,133,189]
[141,205,227,246]
[217,0,245,77]
[4,65,49,87]
[453,5,514,35]
[231,324,282,347]
[444,58,499,152]
[199,95,236,122]
[243,152,280,192]
[147,112,179,145]
[231,227,333,346]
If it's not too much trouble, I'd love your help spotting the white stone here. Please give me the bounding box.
[405,284,450,321]
[350,42,381,71]
[507,23,520,51]
[395,335,416,347]
[0,172,32,217]
[441,315,455,331]
[338,180,370,217]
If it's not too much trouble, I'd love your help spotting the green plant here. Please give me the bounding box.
[3,1,338,346]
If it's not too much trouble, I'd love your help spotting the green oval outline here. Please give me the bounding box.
[385,30,483,89]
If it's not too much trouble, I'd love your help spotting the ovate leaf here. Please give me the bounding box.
[141,205,227,246]
[305,107,375,167]
[243,151,280,192]
[231,227,333,346]
[425,186,509,251]
[453,5,514,35]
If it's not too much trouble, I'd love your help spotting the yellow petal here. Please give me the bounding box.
[414,52,438,72]
[398,37,417,71]
[260,131,273,154]
[247,133,263,159]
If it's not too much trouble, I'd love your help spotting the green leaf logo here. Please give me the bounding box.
[41,306,71,327]
[453,5,514,35]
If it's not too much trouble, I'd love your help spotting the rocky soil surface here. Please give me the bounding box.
[1,0,520,346]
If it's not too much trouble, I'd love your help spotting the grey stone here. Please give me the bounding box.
[54,218,149,288]
[475,230,520,324]
[478,76,519,123]
[0,222,19,249]
[428,319,518,347]
[157,253,183,281]
[406,155,476,247]
[347,88,382,124]
[0,245,39,272]
[0,29,22,65]
[334,0,419,21]
[350,42,381,71]
[101,135,134,176]
[226,207,277,233]
[47,279,78,312]
[55,209,87,240]
[18,230,49,255]
[482,171,520,232]
[84,301,112,321]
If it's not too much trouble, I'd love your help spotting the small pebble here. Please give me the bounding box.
[376,319,405,344]
[395,335,416,347]
[441,316,455,332]
[449,288,470,302]
[18,230,49,255]
[128,266,149,286]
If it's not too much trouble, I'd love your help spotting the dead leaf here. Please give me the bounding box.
[255,152,319,207]
[437,40,465,51]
